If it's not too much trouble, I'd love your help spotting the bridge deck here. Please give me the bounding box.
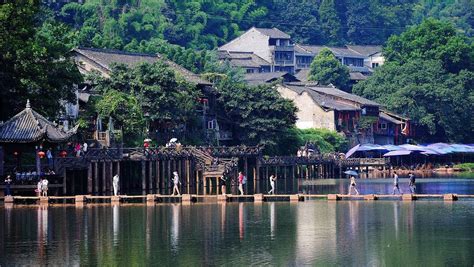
[2,193,473,205]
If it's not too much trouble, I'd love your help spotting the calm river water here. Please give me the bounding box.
[1,176,474,266]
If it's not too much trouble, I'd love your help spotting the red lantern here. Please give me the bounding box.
[59,151,67,158]
[38,151,46,159]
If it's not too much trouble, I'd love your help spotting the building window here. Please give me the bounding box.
[208,120,215,129]
[246,69,255,73]
[379,122,387,130]
[345,57,364,67]
[372,63,379,68]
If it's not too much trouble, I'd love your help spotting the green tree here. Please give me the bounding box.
[0,0,82,121]
[92,62,200,144]
[319,0,343,45]
[203,57,297,154]
[309,48,350,91]
[353,60,474,142]
[384,19,473,73]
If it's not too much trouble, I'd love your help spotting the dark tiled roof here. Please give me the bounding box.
[346,45,382,57]
[74,47,211,86]
[254,27,291,39]
[283,84,360,111]
[218,51,271,68]
[0,101,77,143]
[298,45,365,58]
[244,72,299,86]
[294,69,310,82]
[349,72,368,80]
[307,85,380,107]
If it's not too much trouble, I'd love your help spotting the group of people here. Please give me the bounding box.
[36,177,49,197]
[348,171,416,195]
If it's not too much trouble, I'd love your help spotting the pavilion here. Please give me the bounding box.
[0,100,78,178]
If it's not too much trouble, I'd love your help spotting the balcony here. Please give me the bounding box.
[272,45,295,52]
[274,59,294,66]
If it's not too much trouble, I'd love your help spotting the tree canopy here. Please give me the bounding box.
[0,0,82,121]
[309,48,350,91]
[354,20,474,142]
[92,62,200,144]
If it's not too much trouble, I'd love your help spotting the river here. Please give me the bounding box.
[1,175,474,266]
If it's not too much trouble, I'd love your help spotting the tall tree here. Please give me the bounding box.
[384,19,473,73]
[92,62,200,144]
[353,60,474,142]
[0,0,82,121]
[318,0,343,45]
[309,48,350,91]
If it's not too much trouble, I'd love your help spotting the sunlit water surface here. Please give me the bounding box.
[2,176,474,266]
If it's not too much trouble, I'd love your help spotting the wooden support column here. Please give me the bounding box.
[87,162,93,194]
[63,169,67,195]
[94,162,99,194]
[167,160,171,192]
[141,161,147,194]
[155,160,160,193]
[108,161,113,194]
[148,160,153,193]
[196,170,200,195]
[161,160,166,194]
[102,161,106,195]
[186,159,190,194]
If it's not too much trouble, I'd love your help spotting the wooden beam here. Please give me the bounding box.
[94,162,99,194]
[148,160,153,193]
[155,160,160,193]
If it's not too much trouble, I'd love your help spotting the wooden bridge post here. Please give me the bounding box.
[87,162,93,194]
[186,159,190,194]
[161,160,166,194]
[94,162,99,194]
[108,161,113,195]
[141,161,146,195]
[155,160,160,194]
[148,160,153,194]
[102,161,106,195]
[244,157,248,193]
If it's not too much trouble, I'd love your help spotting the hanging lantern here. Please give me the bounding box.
[59,151,67,158]
[13,151,19,157]
[38,151,46,159]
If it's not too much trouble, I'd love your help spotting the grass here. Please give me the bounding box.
[454,163,474,172]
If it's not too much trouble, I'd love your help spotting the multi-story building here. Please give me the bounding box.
[219,27,297,74]
[219,27,384,81]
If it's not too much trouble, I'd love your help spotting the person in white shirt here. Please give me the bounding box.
[268,175,277,194]
[112,174,119,196]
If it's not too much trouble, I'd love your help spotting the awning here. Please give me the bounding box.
[383,150,412,157]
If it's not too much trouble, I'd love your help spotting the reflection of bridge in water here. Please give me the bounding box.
[2,146,389,196]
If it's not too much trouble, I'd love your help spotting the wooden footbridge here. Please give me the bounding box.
[2,193,472,206]
[1,145,389,197]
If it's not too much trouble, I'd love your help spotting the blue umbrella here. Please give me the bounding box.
[344,170,358,176]
[345,144,360,159]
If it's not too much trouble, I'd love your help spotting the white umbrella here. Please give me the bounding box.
[169,138,178,143]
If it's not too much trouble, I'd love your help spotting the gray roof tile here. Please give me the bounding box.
[254,27,291,39]
[0,101,77,143]
[74,47,211,86]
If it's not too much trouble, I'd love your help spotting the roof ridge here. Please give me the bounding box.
[77,47,157,58]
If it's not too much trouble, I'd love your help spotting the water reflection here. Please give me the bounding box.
[2,201,474,266]
[113,204,119,245]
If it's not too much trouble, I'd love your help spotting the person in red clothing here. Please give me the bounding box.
[238,172,244,195]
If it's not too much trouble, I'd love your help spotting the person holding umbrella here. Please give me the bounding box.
[345,170,360,195]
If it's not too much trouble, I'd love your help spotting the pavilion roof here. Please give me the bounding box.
[0,100,78,143]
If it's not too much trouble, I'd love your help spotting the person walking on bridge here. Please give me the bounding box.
[238,172,244,195]
[408,172,416,193]
[348,176,359,195]
[172,171,181,196]
[268,175,277,194]
[112,174,119,196]
[392,171,402,195]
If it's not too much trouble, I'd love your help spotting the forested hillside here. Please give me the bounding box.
[46,0,474,71]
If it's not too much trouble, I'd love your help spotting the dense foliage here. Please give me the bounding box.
[0,0,82,121]
[293,128,348,153]
[47,0,474,60]
[92,62,200,144]
[203,59,297,153]
[309,48,350,91]
[354,20,474,143]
